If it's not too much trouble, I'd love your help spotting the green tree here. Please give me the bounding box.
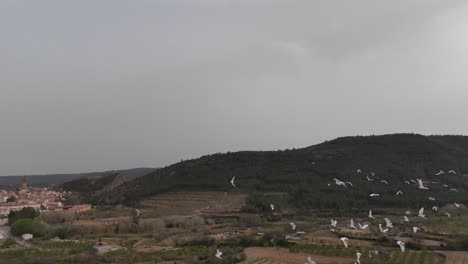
[10,219,46,237]
[8,207,39,225]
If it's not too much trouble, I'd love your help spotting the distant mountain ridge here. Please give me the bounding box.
[0,167,157,187]
[87,134,468,208]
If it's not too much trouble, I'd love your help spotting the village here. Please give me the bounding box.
[0,176,91,217]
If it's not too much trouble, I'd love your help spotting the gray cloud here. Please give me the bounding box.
[1,0,468,175]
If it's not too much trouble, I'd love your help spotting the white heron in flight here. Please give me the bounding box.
[448,170,456,174]
[443,184,449,188]
[385,218,393,228]
[370,172,375,176]
[357,169,362,173]
[230,176,236,188]
[445,212,451,218]
[404,216,409,222]
[404,181,410,184]
[334,178,347,187]
[454,203,461,208]
[379,224,389,233]
[368,210,375,219]
[340,237,349,248]
[396,191,403,195]
[397,241,406,252]
[358,223,369,230]
[413,227,421,233]
[356,252,362,264]
[432,206,438,212]
[450,188,459,192]
[380,180,389,185]
[370,193,380,197]
[366,176,374,182]
[346,182,353,187]
[435,170,445,176]
[410,179,417,184]
[215,249,223,259]
[429,197,436,201]
[417,179,428,190]
[418,208,426,219]
[304,256,316,264]
[330,219,338,227]
[349,219,357,229]
[270,204,275,211]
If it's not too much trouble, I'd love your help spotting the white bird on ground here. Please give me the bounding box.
[385,218,393,228]
[334,178,347,187]
[270,204,275,211]
[450,188,459,192]
[331,219,338,227]
[304,256,316,264]
[230,176,236,188]
[405,211,411,215]
[349,219,357,229]
[366,176,374,182]
[290,222,296,231]
[448,170,456,174]
[454,203,461,208]
[356,252,362,264]
[404,181,410,184]
[346,182,353,187]
[381,180,389,185]
[432,206,438,212]
[404,216,409,222]
[369,210,375,219]
[358,223,369,230]
[370,193,380,197]
[445,212,451,218]
[413,227,421,233]
[379,224,389,233]
[357,169,362,173]
[397,241,406,252]
[435,170,445,176]
[340,237,349,248]
[215,249,223,259]
[418,208,426,219]
[429,197,436,201]
[396,191,403,195]
[417,179,429,190]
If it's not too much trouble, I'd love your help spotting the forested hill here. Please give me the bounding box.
[91,134,468,208]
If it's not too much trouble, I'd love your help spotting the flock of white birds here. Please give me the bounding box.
[214,168,465,264]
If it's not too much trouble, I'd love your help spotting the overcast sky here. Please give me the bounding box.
[1,1,468,175]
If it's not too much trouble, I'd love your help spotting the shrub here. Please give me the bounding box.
[8,207,39,225]
[11,219,46,237]
[2,238,16,248]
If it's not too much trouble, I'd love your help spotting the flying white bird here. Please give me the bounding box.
[443,184,449,188]
[381,180,389,185]
[385,218,393,228]
[349,219,357,229]
[327,183,331,187]
[413,227,420,233]
[334,178,347,187]
[230,176,237,188]
[270,204,275,211]
[435,170,445,176]
[379,224,389,233]
[405,211,411,215]
[454,203,461,208]
[397,241,405,252]
[448,170,456,174]
[396,191,403,195]
[450,188,459,192]
[369,210,375,219]
[215,249,223,259]
[432,206,438,212]
[346,182,353,187]
[429,197,436,201]
[357,169,362,173]
[340,237,349,248]
[356,252,362,264]
[445,212,451,218]
[370,193,380,197]
[331,219,338,227]
[410,179,418,184]
[370,172,375,176]
[358,223,369,230]
[417,179,429,190]
[290,222,296,231]
[366,176,374,182]
[404,181,410,184]
[418,208,426,219]
[404,216,409,222]
[431,181,438,184]
[304,256,316,264]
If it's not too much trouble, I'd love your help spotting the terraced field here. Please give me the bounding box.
[438,251,468,264]
[242,258,286,264]
[378,250,441,264]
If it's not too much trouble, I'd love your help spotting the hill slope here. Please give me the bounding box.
[89,134,468,208]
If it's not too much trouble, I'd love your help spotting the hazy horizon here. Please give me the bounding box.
[2,1,468,175]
